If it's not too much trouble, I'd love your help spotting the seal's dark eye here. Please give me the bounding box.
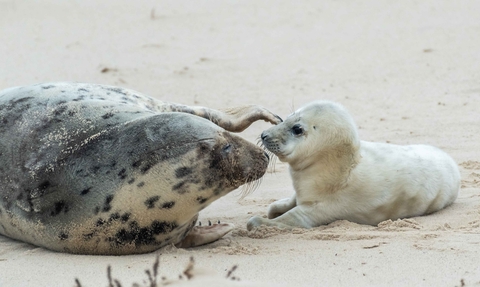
[223,143,232,152]
[291,125,304,136]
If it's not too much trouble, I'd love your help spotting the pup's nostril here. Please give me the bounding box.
[261,132,268,141]
[264,152,270,160]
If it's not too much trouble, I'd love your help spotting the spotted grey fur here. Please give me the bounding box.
[0,82,280,255]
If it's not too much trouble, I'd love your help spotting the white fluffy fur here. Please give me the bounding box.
[247,101,460,230]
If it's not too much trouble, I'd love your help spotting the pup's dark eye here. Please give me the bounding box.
[291,125,304,136]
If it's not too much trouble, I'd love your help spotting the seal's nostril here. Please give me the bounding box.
[261,132,268,141]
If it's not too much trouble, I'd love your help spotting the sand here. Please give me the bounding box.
[1,0,479,286]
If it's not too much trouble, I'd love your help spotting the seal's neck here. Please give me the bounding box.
[290,141,360,195]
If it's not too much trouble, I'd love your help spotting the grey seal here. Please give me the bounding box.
[0,82,281,254]
[248,100,459,230]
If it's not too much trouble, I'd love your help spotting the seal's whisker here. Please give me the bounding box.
[252,177,263,192]
[238,174,264,200]
[239,177,254,199]
[256,138,277,173]
[267,151,277,173]
[289,100,295,114]
[261,144,278,173]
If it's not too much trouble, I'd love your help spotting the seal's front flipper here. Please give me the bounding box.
[221,105,283,131]
[247,204,319,231]
[162,103,282,132]
[267,195,297,219]
[176,223,234,248]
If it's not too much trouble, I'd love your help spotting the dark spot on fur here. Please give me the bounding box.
[96,218,105,226]
[204,177,214,188]
[38,181,50,191]
[132,160,140,168]
[59,232,68,240]
[50,201,68,216]
[144,196,160,209]
[127,178,135,184]
[114,220,177,246]
[141,163,154,174]
[118,168,127,179]
[5,97,33,113]
[105,87,127,96]
[102,195,114,212]
[102,112,114,119]
[109,212,120,221]
[131,154,157,175]
[175,167,193,178]
[42,85,55,89]
[172,181,187,193]
[196,196,208,204]
[53,105,68,116]
[161,201,175,209]
[151,221,176,235]
[78,88,89,93]
[120,212,131,223]
[72,95,85,102]
[196,142,210,159]
[137,182,145,188]
[83,233,94,240]
[80,187,92,195]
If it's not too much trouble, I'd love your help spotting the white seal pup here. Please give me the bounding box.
[0,82,281,255]
[247,100,460,230]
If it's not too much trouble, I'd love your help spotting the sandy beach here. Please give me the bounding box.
[1,0,479,286]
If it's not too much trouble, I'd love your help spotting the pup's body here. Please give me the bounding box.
[248,101,460,229]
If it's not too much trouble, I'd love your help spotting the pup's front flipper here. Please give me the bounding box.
[176,223,234,248]
[267,195,297,219]
[247,205,319,230]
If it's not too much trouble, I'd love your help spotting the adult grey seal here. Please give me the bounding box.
[0,82,281,255]
[248,100,460,230]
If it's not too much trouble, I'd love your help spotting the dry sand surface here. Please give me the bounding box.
[1,0,480,286]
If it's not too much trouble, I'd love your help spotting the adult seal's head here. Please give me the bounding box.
[0,82,277,255]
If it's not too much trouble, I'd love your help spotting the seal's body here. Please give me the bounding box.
[248,100,460,230]
[0,82,279,254]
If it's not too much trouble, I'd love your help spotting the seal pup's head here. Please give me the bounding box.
[261,101,360,172]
